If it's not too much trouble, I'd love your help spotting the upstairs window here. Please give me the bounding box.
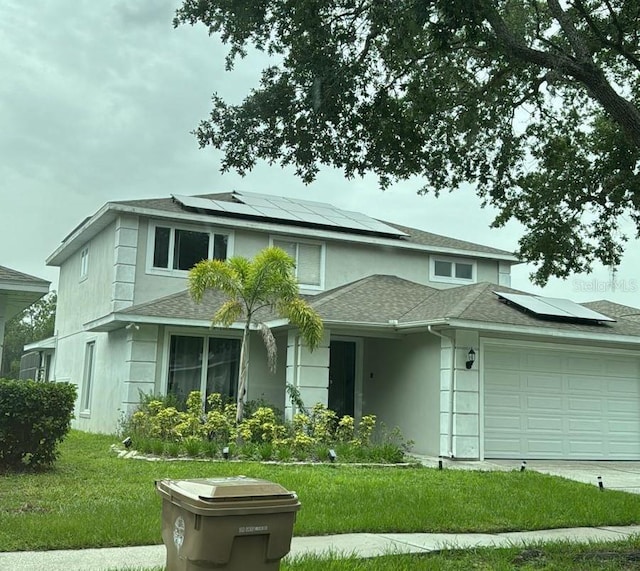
[80,246,89,280]
[430,256,476,284]
[272,238,324,289]
[149,224,229,274]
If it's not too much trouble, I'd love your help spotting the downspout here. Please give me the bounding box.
[427,325,455,458]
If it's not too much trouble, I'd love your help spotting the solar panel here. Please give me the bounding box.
[494,292,616,322]
[176,192,409,239]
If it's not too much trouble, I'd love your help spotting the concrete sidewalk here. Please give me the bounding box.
[2,526,640,571]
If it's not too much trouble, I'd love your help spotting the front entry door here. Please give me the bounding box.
[329,340,356,418]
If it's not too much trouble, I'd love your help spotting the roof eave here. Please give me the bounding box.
[445,318,640,344]
[47,199,519,266]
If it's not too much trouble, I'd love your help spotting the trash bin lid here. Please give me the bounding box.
[156,477,300,514]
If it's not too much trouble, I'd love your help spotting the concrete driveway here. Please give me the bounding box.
[489,460,640,494]
[412,456,640,494]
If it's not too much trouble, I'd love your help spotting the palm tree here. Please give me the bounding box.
[189,246,324,422]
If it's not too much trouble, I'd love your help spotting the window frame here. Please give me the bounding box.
[269,236,326,291]
[161,329,243,403]
[80,340,96,417]
[146,221,233,276]
[429,255,477,285]
[79,246,89,281]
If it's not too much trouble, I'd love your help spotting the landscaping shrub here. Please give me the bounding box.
[120,391,413,463]
[0,378,76,471]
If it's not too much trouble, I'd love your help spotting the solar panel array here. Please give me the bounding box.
[494,292,616,323]
[172,192,408,238]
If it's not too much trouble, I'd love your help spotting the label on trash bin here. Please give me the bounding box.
[174,516,185,551]
[239,525,269,534]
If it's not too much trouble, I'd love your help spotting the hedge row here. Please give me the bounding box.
[0,379,76,471]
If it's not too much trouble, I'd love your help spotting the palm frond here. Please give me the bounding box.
[258,322,278,373]
[213,300,244,327]
[281,298,324,351]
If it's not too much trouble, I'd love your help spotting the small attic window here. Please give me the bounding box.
[430,256,476,284]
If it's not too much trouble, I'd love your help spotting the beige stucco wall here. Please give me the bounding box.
[363,333,441,455]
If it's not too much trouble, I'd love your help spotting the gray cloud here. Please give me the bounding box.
[1,0,638,307]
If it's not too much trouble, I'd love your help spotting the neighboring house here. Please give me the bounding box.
[0,265,50,373]
[45,192,640,460]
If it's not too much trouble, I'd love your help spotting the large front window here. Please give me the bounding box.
[167,335,240,404]
[150,224,228,273]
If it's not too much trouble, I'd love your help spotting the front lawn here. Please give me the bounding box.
[1,430,639,552]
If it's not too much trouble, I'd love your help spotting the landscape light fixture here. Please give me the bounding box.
[598,476,604,490]
[222,446,230,460]
[328,449,337,463]
[520,461,527,472]
[122,437,132,449]
[465,348,476,369]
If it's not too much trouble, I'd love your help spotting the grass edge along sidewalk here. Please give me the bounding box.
[1,431,640,553]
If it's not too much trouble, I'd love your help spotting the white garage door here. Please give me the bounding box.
[484,346,640,459]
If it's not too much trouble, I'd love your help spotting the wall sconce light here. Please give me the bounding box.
[465,348,476,369]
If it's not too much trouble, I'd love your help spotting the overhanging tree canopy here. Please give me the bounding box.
[175,0,640,284]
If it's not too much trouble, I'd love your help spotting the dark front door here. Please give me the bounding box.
[329,340,356,418]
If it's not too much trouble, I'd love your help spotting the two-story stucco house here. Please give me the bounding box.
[45,191,640,460]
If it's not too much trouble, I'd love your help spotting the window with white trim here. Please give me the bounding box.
[167,335,240,405]
[80,247,89,280]
[272,238,324,289]
[148,223,229,274]
[430,256,476,284]
[81,341,96,414]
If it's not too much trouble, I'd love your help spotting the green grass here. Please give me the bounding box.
[282,539,640,570]
[1,431,640,552]
[106,539,640,570]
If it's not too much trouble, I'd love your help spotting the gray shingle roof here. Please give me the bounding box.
[118,276,640,339]
[112,192,515,258]
[0,265,49,286]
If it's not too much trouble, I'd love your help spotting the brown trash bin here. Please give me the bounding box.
[156,476,301,571]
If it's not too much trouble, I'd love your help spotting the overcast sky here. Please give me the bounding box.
[1,0,638,307]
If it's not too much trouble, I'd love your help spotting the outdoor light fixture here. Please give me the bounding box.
[328,449,337,463]
[520,461,527,472]
[465,348,476,369]
[598,476,604,490]
[222,446,230,460]
[122,437,132,449]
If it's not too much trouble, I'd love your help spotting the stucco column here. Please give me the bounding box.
[452,330,480,459]
[284,328,330,420]
[112,215,138,312]
[121,325,159,415]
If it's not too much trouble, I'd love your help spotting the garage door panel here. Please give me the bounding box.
[524,353,563,372]
[568,397,603,413]
[524,375,561,392]
[567,376,603,392]
[485,437,521,455]
[605,359,639,377]
[485,415,521,430]
[527,439,564,454]
[569,441,605,456]
[608,399,639,413]
[568,418,602,433]
[527,395,562,410]
[484,347,640,460]
[527,417,563,431]
[606,378,639,395]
